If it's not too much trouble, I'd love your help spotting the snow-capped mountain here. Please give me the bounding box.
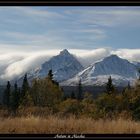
[22,49,84,84]
[133,61,140,70]
[61,55,140,87]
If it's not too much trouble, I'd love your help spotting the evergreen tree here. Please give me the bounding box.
[122,82,131,96]
[48,70,53,81]
[19,74,31,107]
[3,81,11,108]
[77,79,82,100]
[71,91,76,99]
[10,82,20,114]
[122,87,126,96]
[31,79,39,106]
[106,76,115,94]
[127,81,131,90]
[48,69,59,86]
[21,74,29,99]
[138,68,140,76]
[137,68,140,80]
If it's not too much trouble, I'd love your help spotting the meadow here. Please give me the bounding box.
[0,115,139,134]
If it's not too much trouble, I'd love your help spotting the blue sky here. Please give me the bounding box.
[0,6,140,80]
[0,6,140,51]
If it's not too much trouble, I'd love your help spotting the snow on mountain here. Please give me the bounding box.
[61,55,140,87]
[133,61,140,70]
[25,49,84,83]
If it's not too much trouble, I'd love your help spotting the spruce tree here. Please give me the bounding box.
[19,74,30,106]
[31,80,39,106]
[3,81,11,108]
[71,91,76,99]
[11,82,19,114]
[106,76,115,94]
[48,70,53,81]
[48,69,59,86]
[127,81,131,90]
[21,74,29,99]
[77,79,82,100]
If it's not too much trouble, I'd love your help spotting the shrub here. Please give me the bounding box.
[58,99,83,117]
[17,107,53,117]
[95,93,121,119]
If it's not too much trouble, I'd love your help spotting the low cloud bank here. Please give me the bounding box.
[0,48,140,82]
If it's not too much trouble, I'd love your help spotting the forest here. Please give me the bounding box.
[0,70,140,133]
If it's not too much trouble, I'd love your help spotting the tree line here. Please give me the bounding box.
[2,70,62,114]
[2,70,140,120]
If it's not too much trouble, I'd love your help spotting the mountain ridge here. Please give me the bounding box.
[17,49,84,85]
[61,54,140,87]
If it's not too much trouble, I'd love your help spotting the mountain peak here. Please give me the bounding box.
[63,54,139,87]
[60,49,70,55]
[110,54,119,57]
[107,54,120,59]
[103,54,121,62]
[27,48,83,82]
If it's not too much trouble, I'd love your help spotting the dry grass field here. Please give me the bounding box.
[0,115,139,134]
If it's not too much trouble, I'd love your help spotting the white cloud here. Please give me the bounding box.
[0,48,140,82]
[65,7,140,27]
[0,48,109,80]
[0,29,106,50]
[0,48,110,81]
[112,49,140,62]
[0,50,60,80]
[0,7,64,21]
[0,7,109,50]
[14,7,64,19]
[69,48,111,67]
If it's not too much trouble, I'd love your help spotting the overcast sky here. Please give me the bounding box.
[0,6,140,81]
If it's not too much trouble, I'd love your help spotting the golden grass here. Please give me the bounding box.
[0,115,139,134]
